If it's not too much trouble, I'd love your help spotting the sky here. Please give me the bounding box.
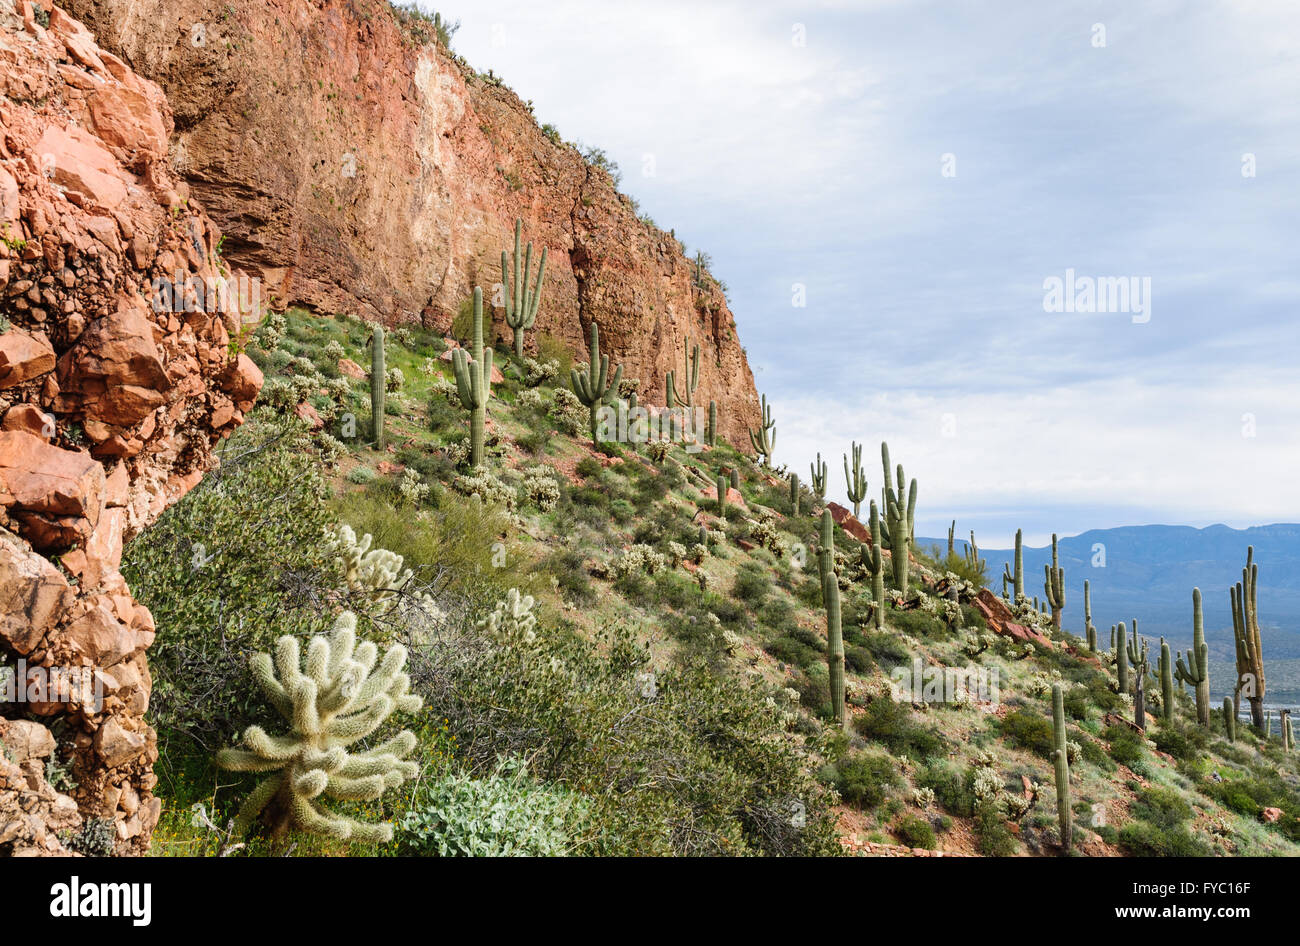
[425,0,1300,546]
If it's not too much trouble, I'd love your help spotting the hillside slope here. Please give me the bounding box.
[125,310,1300,858]
[62,0,762,446]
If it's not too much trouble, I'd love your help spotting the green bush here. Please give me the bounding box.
[853,695,945,761]
[917,761,975,817]
[832,751,901,810]
[1102,724,1146,768]
[1000,708,1055,759]
[397,760,591,856]
[894,814,937,850]
[1117,821,1210,857]
[973,804,1017,855]
[1131,786,1194,829]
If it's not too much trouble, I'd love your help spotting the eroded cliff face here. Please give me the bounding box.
[0,1,260,854]
[62,0,762,444]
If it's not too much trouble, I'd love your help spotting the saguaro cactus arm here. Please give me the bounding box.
[843,441,867,518]
[748,393,776,463]
[1043,533,1065,629]
[452,288,494,467]
[666,336,701,409]
[570,321,623,446]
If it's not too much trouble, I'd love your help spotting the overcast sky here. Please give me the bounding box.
[428,0,1300,546]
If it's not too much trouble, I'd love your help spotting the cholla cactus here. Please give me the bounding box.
[522,466,561,511]
[912,787,937,809]
[216,612,422,842]
[327,525,414,600]
[398,469,429,506]
[479,588,537,642]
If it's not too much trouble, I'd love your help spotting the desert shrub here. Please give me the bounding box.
[853,695,945,761]
[1062,687,1090,721]
[346,465,377,485]
[121,415,339,749]
[999,708,1055,759]
[917,761,975,817]
[540,549,596,606]
[732,564,770,610]
[832,751,901,810]
[397,760,591,856]
[863,631,911,667]
[408,599,839,856]
[888,607,948,638]
[1102,724,1146,768]
[765,636,819,670]
[973,804,1018,856]
[894,814,937,850]
[1131,786,1194,829]
[1117,820,1210,857]
[1151,719,1207,762]
[844,644,874,673]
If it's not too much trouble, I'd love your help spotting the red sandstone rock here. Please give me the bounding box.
[294,400,323,430]
[338,357,366,380]
[1,403,54,437]
[0,329,56,388]
[827,502,872,544]
[63,0,761,445]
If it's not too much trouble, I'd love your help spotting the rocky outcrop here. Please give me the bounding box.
[0,1,260,854]
[61,0,762,445]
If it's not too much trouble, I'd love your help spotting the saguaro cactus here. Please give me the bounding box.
[1003,529,1024,601]
[1043,533,1065,630]
[866,500,886,629]
[1051,683,1072,853]
[570,320,623,447]
[789,472,801,516]
[748,393,775,464]
[843,441,867,519]
[1283,711,1294,752]
[707,400,717,447]
[1084,580,1097,652]
[810,453,827,500]
[501,217,547,358]
[1223,698,1236,742]
[216,612,422,841]
[965,530,985,572]
[1116,621,1129,696]
[1175,588,1210,727]
[818,509,846,729]
[716,474,728,517]
[880,442,917,593]
[1128,632,1149,731]
[370,324,385,449]
[666,336,701,410]
[948,520,956,557]
[1158,639,1174,721]
[1230,546,1266,729]
[451,288,494,467]
[729,467,740,491]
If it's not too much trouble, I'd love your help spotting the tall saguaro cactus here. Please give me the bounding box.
[1224,698,1236,742]
[1003,529,1024,601]
[1084,581,1097,652]
[843,441,867,519]
[1175,588,1210,727]
[810,453,827,500]
[789,472,801,516]
[452,288,494,467]
[748,393,775,464]
[1051,683,1072,854]
[1158,639,1174,721]
[216,612,422,842]
[1127,632,1149,731]
[879,442,916,593]
[666,336,701,409]
[965,530,985,573]
[1115,621,1129,696]
[369,324,385,450]
[1230,546,1266,729]
[570,320,623,447]
[1043,533,1066,630]
[818,509,846,729]
[866,500,886,629]
[707,400,717,447]
[501,217,548,358]
[716,474,728,517]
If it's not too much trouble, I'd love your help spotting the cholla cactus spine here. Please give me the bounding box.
[216,612,422,842]
[570,320,623,446]
[748,393,775,464]
[501,218,548,358]
[810,452,827,500]
[1003,529,1024,600]
[818,509,846,729]
[370,325,385,449]
[1043,534,1065,630]
[1175,588,1210,727]
[843,441,867,519]
[452,287,494,467]
[1051,683,1071,853]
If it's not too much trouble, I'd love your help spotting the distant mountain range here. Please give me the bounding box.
[917,523,1300,704]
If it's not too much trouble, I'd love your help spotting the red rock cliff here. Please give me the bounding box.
[0,1,260,854]
[63,0,763,444]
